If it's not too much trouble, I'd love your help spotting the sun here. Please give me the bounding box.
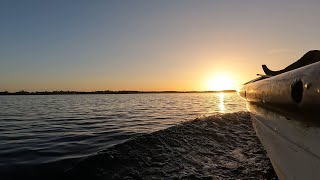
[207,75,236,91]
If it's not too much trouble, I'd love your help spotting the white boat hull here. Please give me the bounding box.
[248,104,320,180]
[239,61,320,179]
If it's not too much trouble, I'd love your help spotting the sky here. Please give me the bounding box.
[1,0,320,92]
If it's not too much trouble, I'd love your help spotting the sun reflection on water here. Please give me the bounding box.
[219,92,225,113]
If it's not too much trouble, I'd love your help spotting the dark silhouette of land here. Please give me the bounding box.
[0,90,236,95]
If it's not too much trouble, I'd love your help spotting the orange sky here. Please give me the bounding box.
[1,1,319,92]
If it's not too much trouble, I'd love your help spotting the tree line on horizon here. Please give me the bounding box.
[0,89,236,95]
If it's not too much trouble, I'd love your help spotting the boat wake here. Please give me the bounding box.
[66,112,277,179]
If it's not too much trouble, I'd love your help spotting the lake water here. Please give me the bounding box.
[0,92,246,178]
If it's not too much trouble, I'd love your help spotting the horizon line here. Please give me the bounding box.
[0,89,237,95]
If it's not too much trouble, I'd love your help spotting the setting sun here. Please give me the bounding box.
[207,75,236,91]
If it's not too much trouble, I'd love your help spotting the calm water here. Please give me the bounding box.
[0,92,246,177]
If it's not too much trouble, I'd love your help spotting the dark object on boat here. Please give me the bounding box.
[262,50,320,76]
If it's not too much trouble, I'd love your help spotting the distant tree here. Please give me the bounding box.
[17,90,30,94]
[0,91,9,95]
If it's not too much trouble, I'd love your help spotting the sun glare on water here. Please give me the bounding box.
[207,75,236,91]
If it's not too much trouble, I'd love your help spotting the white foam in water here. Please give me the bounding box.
[67,112,277,179]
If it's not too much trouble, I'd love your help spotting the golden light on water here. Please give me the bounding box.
[207,74,236,91]
[219,92,225,113]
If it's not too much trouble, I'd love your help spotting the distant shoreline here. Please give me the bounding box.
[0,90,236,95]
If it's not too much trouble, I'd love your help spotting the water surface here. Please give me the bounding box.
[0,92,246,177]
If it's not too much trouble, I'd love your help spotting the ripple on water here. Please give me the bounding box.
[0,93,246,178]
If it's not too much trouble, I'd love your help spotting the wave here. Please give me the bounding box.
[66,112,277,179]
